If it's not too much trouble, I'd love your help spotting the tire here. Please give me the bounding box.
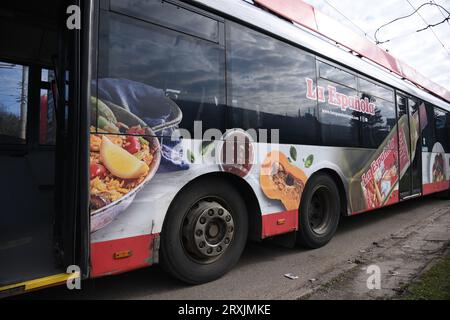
[297,173,340,249]
[160,177,248,284]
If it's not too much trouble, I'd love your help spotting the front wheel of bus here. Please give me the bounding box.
[160,178,248,284]
[297,173,340,249]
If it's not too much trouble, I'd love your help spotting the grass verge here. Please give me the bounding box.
[401,251,450,300]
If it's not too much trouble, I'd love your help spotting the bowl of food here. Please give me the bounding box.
[90,99,161,233]
[216,129,255,178]
[430,143,445,183]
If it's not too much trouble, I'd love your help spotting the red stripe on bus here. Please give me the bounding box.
[90,234,158,278]
[262,210,298,238]
[423,181,450,195]
[351,190,399,215]
[254,0,450,103]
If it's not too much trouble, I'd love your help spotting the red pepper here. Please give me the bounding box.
[90,163,107,180]
[123,136,141,154]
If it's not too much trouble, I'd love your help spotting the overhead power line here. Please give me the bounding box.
[405,0,450,56]
[431,0,450,28]
[374,1,450,49]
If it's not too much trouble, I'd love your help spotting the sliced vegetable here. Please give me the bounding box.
[123,136,141,154]
[91,96,117,123]
[90,163,107,180]
[98,116,120,133]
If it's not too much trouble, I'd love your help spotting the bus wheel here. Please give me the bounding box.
[160,178,248,284]
[297,173,340,249]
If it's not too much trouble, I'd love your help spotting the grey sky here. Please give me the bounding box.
[303,0,450,91]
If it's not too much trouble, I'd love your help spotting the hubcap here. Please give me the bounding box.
[308,186,332,235]
[181,199,235,263]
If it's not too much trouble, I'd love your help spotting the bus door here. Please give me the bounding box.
[0,0,87,295]
[397,93,422,199]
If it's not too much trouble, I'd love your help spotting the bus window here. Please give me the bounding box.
[435,107,450,152]
[0,62,28,145]
[359,77,394,102]
[97,11,226,136]
[227,22,319,145]
[421,103,436,152]
[318,61,357,90]
[360,96,396,149]
[110,0,220,43]
[318,79,360,148]
[358,78,395,149]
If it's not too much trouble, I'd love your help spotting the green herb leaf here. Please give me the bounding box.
[290,146,297,162]
[304,154,314,168]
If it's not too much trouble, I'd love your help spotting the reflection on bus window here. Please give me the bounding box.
[0,62,28,144]
[110,0,220,43]
[318,79,360,147]
[227,22,319,145]
[98,11,226,136]
[318,61,357,89]
[39,69,57,145]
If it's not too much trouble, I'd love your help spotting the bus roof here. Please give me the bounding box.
[193,0,450,111]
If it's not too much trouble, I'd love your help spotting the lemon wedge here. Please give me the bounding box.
[100,135,149,179]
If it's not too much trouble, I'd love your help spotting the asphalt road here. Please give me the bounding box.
[21,196,450,300]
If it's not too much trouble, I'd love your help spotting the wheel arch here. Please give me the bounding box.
[163,172,263,242]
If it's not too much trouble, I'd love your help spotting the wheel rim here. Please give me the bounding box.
[308,185,333,236]
[181,198,235,264]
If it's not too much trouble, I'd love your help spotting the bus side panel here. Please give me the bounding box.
[421,105,450,195]
[88,137,394,277]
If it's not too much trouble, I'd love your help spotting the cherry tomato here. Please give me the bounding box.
[90,163,107,180]
[127,126,146,135]
[124,136,141,154]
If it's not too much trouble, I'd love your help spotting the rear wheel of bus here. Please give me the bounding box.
[160,178,248,284]
[297,173,341,249]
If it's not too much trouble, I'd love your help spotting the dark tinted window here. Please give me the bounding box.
[318,79,360,147]
[110,0,220,43]
[318,61,357,89]
[360,94,396,149]
[227,22,319,145]
[0,63,28,144]
[97,12,226,135]
[421,103,436,152]
[435,107,450,152]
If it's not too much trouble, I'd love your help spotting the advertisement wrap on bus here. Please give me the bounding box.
[88,75,450,276]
